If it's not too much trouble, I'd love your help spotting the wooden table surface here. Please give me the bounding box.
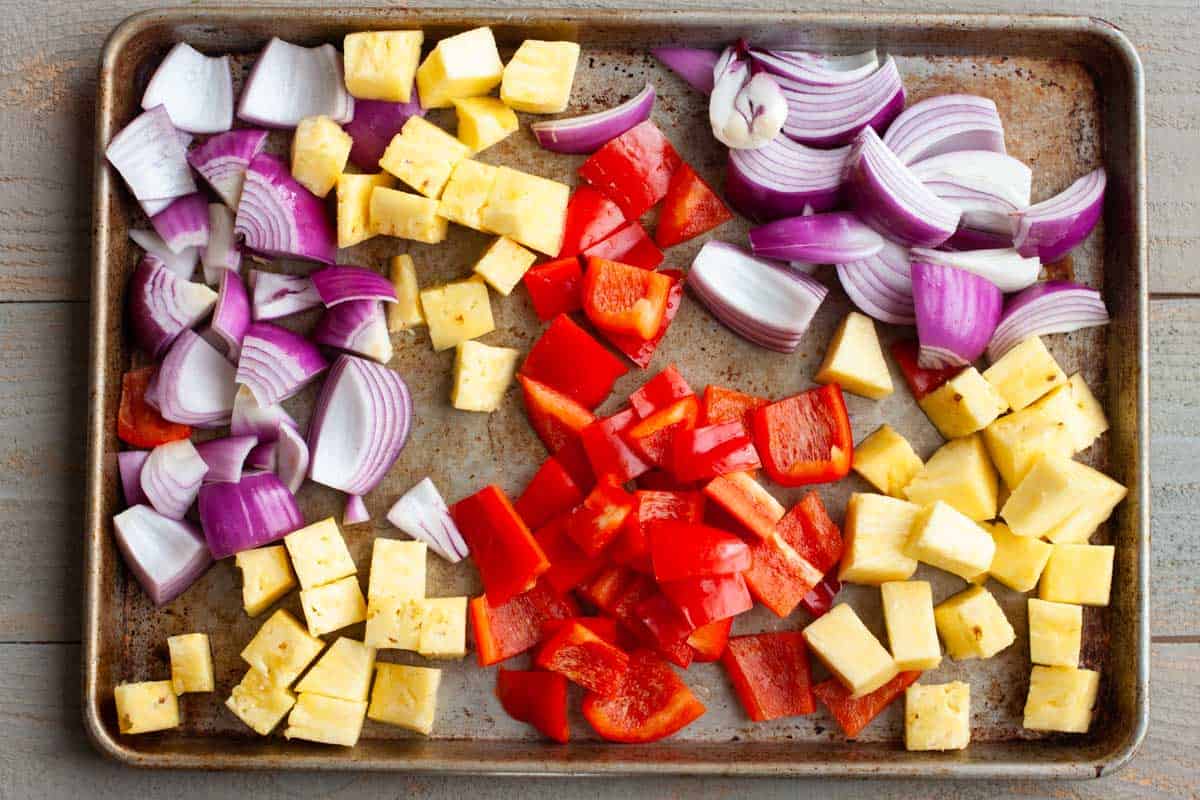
[1,0,1195,796]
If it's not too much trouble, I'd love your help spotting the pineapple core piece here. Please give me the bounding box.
[167,633,214,694]
[982,335,1068,411]
[838,493,920,585]
[934,585,1016,660]
[369,187,448,244]
[501,40,581,113]
[852,424,923,497]
[337,172,395,248]
[240,609,325,687]
[919,367,1008,440]
[284,517,356,591]
[115,681,180,734]
[903,433,999,522]
[905,681,971,751]
[387,254,426,332]
[905,501,996,582]
[1023,665,1099,733]
[419,276,495,351]
[815,312,894,399]
[881,580,942,671]
[235,545,297,617]
[285,693,368,747]
[452,340,521,413]
[294,637,377,702]
[454,96,519,153]
[379,116,471,198]
[368,662,442,735]
[1028,598,1083,667]
[416,26,505,109]
[803,603,899,697]
[473,236,537,296]
[291,115,353,198]
[343,30,423,102]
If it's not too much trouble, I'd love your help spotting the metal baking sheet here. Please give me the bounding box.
[84,7,1148,777]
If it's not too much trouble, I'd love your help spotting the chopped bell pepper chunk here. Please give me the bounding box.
[624,395,699,470]
[801,574,842,619]
[780,490,844,575]
[520,314,628,410]
[469,579,578,666]
[702,470,785,541]
[701,384,768,428]
[514,457,584,530]
[742,530,824,618]
[723,631,816,721]
[654,162,733,248]
[635,592,696,653]
[599,270,684,368]
[452,484,550,605]
[578,120,682,219]
[518,375,596,454]
[582,649,705,742]
[687,617,733,662]
[117,367,192,448]
[559,185,626,257]
[582,257,674,341]
[542,615,623,648]
[651,521,752,583]
[533,515,605,594]
[496,669,569,743]
[535,618,631,695]
[581,220,664,270]
[523,257,583,321]
[567,480,637,557]
[610,489,706,572]
[580,408,651,483]
[629,364,694,418]
[813,670,921,739]
[580,566,693,668]
[552,437,596,493]
[659,572,753,627]
[674,420,762,483]
[752,384,853,487]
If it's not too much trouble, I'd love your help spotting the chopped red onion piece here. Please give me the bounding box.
[157,330,238,427]
[230,385,297,444]
[237,37,354,128]
[150,192,210,254]
[652,48,718,94]
[276,423,309,495]
[250,271,323,321]
[710,45,787,150]
[910,150,1032,235]
[835,238,915,325]
[1012,168,1106,263]
[105,105,196,212]
[141,42,234,134]
[127,254,218,358]
[749,48,879,85]
[207,267,251,361]
[312,300,393,363]
[909,247,1040,294]
[202,204,241,285]
[129,229,199,279]
[118,450,150,507]
[198,471,304,559]
[912,261,1002,369]
[236,322,328,406]
[749,211,884,263]
[343,90,424,170]
[187,128,269,209]
[725,136,848,221]
[235,153,336,264]
[532,84,656,154]
[986,280,1109,361]
[386,477,468,562]
[194,435,258,484]
[113,504,213,606]
[310,265,398,307]
[881,94,1006,165]
[141,439,208,519]
[246,440,278,472]
[344,494,371,526]
[774,56,905,147]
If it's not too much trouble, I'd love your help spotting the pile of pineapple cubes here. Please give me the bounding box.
[113,633,214,735]
[807,312,1125,750]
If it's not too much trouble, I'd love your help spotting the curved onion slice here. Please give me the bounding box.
[910,150,1032,235]
[202,204,241,285]
[909,247,1040,294]
[236,322,328,406]
[986,281,1109,361]
[194,435,258,484]
[652,48,719,94]
[343,494,370,526]
[235,153,336,264]
[344,92,424,170]
[129,229,199,279]
[150,192,210,254]
[533,84,656,154]
[308,354,413,496]
[709,45,787,150]
[187,128,269,209]
[749,48,879,85]
[127,254,218,358]
[230,385,298,444]
[118,450,150,507]
[882,94,1006,165]
[1012,168,1106,262]
[158,330,238,427]
[141,42,233,134]
[774,56,905,147]
[726,136,848,221]
[141,439,208,519]
[113,504,212,606]
[237,37,354,128]
[312,300,393,363]
[689,240,827,353]
[198,471,304,559]
[912,261,1002,369]
[836,239,915,325]
[246,441,278,472]
[106,105,196,211]
[749,211,884,263]
[207,266,250,360]
[310,265,397,306]
[276,423,310,495]
[250,271,322,321]
[387,477,468,563]
[847,127,961,247]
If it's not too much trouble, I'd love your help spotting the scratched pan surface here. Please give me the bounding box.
[84,8,1148,777]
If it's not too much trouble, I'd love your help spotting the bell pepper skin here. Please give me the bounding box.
[721,632,816,721]
[542,615,623,648]
[117,367,192,448]
[700,384,768,428]
[580,566,693,668]
[515,457,584,531]
[453,484,550,605]
[567,480,637,556]
[686,617,733,662]
[741,530,824,618]
[651,522,752,582]
[580,408,651,483]
[702,470,785,540]
[624,395,698,470]
[582,649,705,743]
[654,162,733,248]
[578,120,683,219]
[659,572,753,627]
[635,470,701,492]
[599,270,684,368]
[520,314,628,410]
[813,671,921,739]
[582,257,674,341]
[523,257,584,321]
[470,579,579,666]
[629,364,694,418]
[559,185,626,257]
[534,515,606,594]
[752,384,853,487]
[581,220,664,270]
[779,490,844,575]
[673,420,762,483]
[518,375,596,454]
[535,619,631,695]
[552,437,596,494]
[890,339,960,400]
[611,490,706,572]
[635,592,696,652]
[496,669,570,743]
[801,574,842,619]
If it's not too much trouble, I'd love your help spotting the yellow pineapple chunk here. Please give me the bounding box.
[364,595,425,650]
[438,159,500,231]
[294,637,377,702]
[919,367,1008,439]
[501,40,581,113]
[480,166,570,256]
[837,493,920,585]
[1000,455,1083,538]
[387,254,425,332]
[235,545,297,617]
[368,538,427,603]
[343,31,423,102]
[115,680,180,734]
[903,433,999,522]
[240,609,325,687]
[285,693,368,747]
[1039,544,1114,607]
[291,116,353,198]
[815,312,894,399]
[284,517,356,591]
[369,187,448,243]
[1030,373,1109,453]
[300,575,368,637]
[416,27,504,109]
[1028,598,1082,667]
[985,522,1053,592]
[982,336,1068,411]
[337,172,395,248]
[934,585,1016,660]
[881,581,942,671]
[852,424,923,497]
[473,236,537,295]
[905,501,996,581]
[167,633,214,694]
[452,340,521,413]
[419,277,495,351]
[226,668,296,735]
[804,603,898,698]
[905,682,970,751]
[368,662,442,735]
[379,116,471,198]
[1043,461,1127,544]
[983,406,1075,488]
[417,596,468,659]
[454,96,519,153]
[1023,665,1099,733]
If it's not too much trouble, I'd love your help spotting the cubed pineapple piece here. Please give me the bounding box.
[416,27,504,109]
[452,340,521,413]
[284,517,356,591]
[419,277,495,351]
[473,236,537,296]
[838,493,920,585]
[417,596,468,659]
[114,680,181,734]
[368,538,427,602]
[803,603,899,698]
[918,367,1008,439]
[370,186,448,244]
[454,96,519,153]
[167,633,214,694]
[1030,373,1109,453]
[379,116,471,198]
[294,637,377,702]
[982,336,1068,411]
[364,595,425,650]
[934,585,1016,660]
[226,668,296,735]
[985,522,1053,592]
[1023,665,1099,733]
[983,406,1075,488]
[300,575,368,637]
[852,424,923,497]
[387,254,426,332]
[241,609,325,687]
[815,312,894,400]
[905,501,996,582]
[438,159,500,230]
[905,682,971,751]
[343,30,423,102]
[881,581,942,671]
[368,662,442,735]
[284,693,368,747]
[501,40,581,113]
[1043,461,1127,544]
[480,166,570,256]
[235,545,297,617]
[1039,544,1115,607]
[903,433,999,522]
[1028,598,1082,667]
[291,116,353,198]
[1000,455,1083,538]
[337,172,395,248]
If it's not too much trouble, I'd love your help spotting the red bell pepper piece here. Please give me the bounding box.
[469,579,579,666]
[582,257,674,341]
[581,220,664,270]
[579,565,639,613]
[686,617,733,662]
[611,489,706,572]
[741,532,824,618]
[635,592,696,652]
[535,619,631,695]
[514,457,584,531]
[673,420,762,483]
[582,649,705,743]
[635,470,700,492]
[452,485,550,605]
[702,470,786,540]
[721,632,816,721]
[518,375,596,454]
[890,339,960,400]
[520,314,628,410]
[599,270,684,368]
[580,566,693,668]
[654,162,733,247]
[117,367,192,448]
[578,120,682,219]
[542,615,623,648]
[533,515,606,594]
[779,490,844,575]
[651,522,752,583]
[496,669,570,743]
[567,480,637,556]
[801,574,842,619]
[701,384,768,428]
[559,185,626,257]
[629,364,694,418]
[813,671,921,739]
[659,572,753,627]
[523,257,584,321]
[580,408,651,483]
[752,384,853,487]
[552,437,596,493]
[623,395,698,470]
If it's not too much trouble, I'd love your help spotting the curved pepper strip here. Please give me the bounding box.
[582,649,705,743]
